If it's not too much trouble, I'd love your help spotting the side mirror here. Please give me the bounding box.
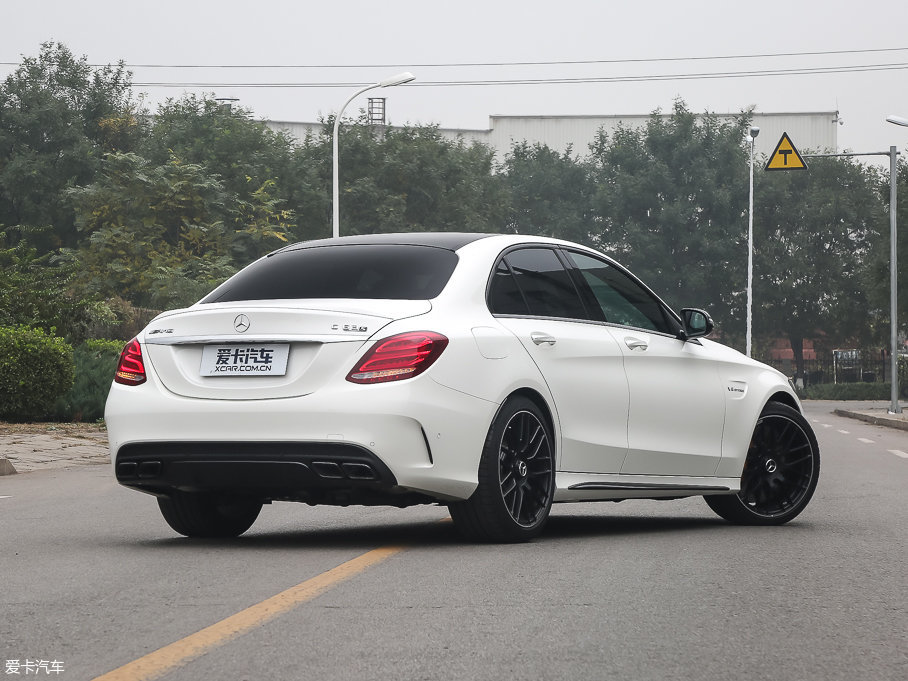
[681,308,714,340]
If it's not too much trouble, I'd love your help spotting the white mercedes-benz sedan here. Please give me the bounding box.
[106,232,819,542]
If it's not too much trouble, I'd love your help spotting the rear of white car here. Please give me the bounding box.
[106,236,509,520]
[107,232,819,541]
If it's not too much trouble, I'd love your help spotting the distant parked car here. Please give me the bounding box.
[106,233,820,542]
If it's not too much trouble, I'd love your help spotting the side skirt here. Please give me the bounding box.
[553,472,740,503]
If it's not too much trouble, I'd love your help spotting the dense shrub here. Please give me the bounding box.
[0,326,74,421]
[53,339,124,422]
[801,382,892,401]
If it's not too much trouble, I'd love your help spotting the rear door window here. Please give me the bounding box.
[488,248,587,320]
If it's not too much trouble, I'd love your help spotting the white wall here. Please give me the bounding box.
[267,111,838,163]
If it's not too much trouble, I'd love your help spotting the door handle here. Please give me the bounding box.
[624,337,648,351]
[531,332,557,346]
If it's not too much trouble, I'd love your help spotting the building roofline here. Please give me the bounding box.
[487,111,837,121]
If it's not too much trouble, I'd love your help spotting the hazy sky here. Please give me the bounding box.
[4,0,908,163]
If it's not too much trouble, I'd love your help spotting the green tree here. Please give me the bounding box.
[589,101,752,339]
[299,117,507,237]
[0,42,139,251]
[502,142,595,245]
[68,152,290,309]
[0,229,113,340]
[865,156,908,342]
[753,155,885,380]
[140,95,297,203]
[138,94,318,247]
[286,134,332,242]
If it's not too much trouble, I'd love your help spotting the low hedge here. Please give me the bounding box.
[801,382,893,401]
[53,339,125,422]
[0,325,75,421]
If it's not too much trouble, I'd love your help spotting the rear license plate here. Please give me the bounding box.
[200,344,290,377]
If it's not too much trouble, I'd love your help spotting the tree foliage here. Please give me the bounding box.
[753,156,885,377]
[502,142,595,245]
[140,96,298,206]
[0,229,112,340]
[297,118,509,237]
[866,156,908,329]
[589,101,752,336]
[0,42,139,251]
[68,151,291,309]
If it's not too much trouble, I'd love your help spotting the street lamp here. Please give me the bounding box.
[746,126,759,358]
[332,72,415,238]
[886,114,906,413]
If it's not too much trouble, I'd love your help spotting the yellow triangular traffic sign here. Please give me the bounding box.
[765,132,808,171]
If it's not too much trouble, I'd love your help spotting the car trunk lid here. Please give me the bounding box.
[141,300,430,400]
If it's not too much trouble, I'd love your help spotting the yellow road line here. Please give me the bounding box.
[92,545,404,681]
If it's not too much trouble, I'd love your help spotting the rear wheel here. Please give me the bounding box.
[157,492,262,538]
[706,402,819,525]
[449,396,555,542]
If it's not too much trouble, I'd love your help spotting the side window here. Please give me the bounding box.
[491,248,587,320]
[488,260,529,315]
[566,251,673,333]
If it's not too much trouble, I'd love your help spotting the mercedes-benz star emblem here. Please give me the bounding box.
[234,314,251,333]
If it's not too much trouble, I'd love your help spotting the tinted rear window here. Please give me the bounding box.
[200,244,458,303]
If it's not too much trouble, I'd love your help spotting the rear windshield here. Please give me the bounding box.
[200,244,458,303]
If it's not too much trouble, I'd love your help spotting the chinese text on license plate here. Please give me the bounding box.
[200,344,290,377]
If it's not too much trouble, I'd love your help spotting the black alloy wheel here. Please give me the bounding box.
[706,402,820,525]
[449,396,555,542]
[497,408,554,527]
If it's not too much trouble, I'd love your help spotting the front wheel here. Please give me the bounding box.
[449,396,555,542]
[157,492,262,538]
[706,402,819,525]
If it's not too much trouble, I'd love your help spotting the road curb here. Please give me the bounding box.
[833,409,908,432]
[0,457,17,475]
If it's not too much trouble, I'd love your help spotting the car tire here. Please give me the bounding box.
[157,492,262,538]
[705,402,820,525]
[449,396,555,542]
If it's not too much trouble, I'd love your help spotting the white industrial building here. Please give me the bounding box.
[267,110,839,161]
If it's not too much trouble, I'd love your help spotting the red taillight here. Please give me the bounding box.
[114,338,147,386]
[346,332,449,384]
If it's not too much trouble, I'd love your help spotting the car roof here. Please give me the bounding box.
[275,232,497,254]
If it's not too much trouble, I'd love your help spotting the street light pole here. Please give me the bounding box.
[746,126,759,358]
[332,72,415,239]
[885,114,907,413]
[888,145,900,413]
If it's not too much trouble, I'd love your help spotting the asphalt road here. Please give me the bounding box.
[1,402,906,681]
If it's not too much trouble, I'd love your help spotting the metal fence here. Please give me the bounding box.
[756,357,891,386]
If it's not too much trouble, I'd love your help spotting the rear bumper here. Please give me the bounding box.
[106,374,498,502]
[114,440,438,506]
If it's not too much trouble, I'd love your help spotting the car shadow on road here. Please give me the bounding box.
[545,512,724,538]
[114,510,763,551]
[120,518,456,551]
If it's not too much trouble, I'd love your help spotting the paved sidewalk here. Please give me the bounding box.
[0,424,108,475]
[832,406,908,431]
